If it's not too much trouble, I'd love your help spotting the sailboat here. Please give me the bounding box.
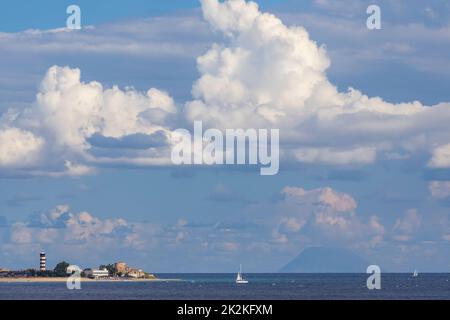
[236,264,249,284]
[413,270,419,278]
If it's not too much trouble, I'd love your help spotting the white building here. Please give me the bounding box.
[84,268,109,279]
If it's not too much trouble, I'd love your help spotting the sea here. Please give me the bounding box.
[0,273,449,300]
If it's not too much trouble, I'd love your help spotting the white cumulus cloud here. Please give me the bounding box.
[429,181,450,199]
[186,0,450,167]
[1,65,177,176]
[1,0,450,175]
[0,128,44,167]
[271,186,383,248]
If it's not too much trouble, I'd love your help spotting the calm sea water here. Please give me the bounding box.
[0,274,449,300]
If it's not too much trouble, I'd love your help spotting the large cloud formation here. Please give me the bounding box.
[187,0,450,167]
[1,66,176,176]
[0,0,450,176]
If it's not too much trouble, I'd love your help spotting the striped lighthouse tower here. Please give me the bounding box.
[39,252,46,271]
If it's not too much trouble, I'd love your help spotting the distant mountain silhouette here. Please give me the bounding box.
[280,247,368,273]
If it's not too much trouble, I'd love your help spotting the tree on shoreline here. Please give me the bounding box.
[53,261,70,277]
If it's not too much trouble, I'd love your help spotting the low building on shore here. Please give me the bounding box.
[127,268,146,279]
[84,268,109,279]
[0,268,10,277]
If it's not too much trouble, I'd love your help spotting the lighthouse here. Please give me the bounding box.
[40,252,46,271]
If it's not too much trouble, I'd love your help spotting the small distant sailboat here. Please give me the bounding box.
[236,265,249,284]
[413,270,419,278]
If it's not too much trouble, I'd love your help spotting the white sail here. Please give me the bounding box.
[236,264,248,284]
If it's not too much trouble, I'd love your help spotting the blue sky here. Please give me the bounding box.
[0,0,201,32]
[0,0,291,32]
[0,0,450,273]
